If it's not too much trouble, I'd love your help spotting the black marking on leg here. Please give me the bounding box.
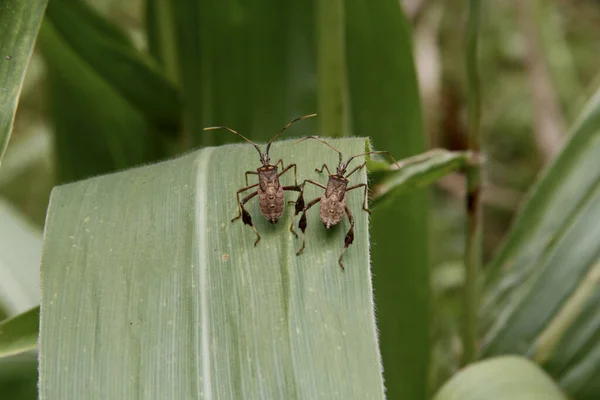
[344,229,354,247]
[241,209,252,226]
[299,212,307,233]
[338,206,356,271]
[295,197,321,255]
[295,192,305,215]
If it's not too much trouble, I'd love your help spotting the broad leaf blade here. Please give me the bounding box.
[433,356,566,400]
[0,307,39,358]
[0,0,48,165]
[39,138,384,399]
[345,1,429,398]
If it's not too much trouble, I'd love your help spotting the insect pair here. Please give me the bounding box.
[204,114,400,270]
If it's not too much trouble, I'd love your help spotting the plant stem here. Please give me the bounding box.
[462,0,482,366]
[317,0,350,137]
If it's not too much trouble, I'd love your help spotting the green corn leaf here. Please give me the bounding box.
[44,0,182,132]
[345,1,429,398]
[0,307,39,358]
[481,84,600,399]
[316,0,350,138]
[433,356,566,400]
[0,0,48,166]
[39,138,385,399]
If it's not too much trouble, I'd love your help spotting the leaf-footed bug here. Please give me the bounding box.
[290,136,401,270]
[204,114,316,246]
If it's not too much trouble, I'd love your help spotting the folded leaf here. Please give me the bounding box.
[370,149,471,205]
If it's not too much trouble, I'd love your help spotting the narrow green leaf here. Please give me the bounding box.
[552,290,600,400]
[44,0,181,132]
[538,282,600,400]
[38,20,162,183]
[0,307,39,358]
[433,356,567,400]
[485,88,600,285]
[316,0,350,137]
[481,84,600,399]
[531,264,600,400]
[0,0,48,165]
[345,1,429,398]
[40,138,384,399]
[534,263,600,365]
[370,149,471,205]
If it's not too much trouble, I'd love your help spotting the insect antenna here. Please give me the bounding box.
[345,151,401,170]
[294,135,343,167]
[203,125,263,156]
[265,114,317,155]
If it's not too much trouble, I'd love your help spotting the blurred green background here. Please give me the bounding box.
[2,0,600,399]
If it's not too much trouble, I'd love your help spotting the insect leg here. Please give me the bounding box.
[277,161,299,187]
[302,180,327,190]
[338,206,355,270]
[315,164,331,174]
[289,180,327,237]
[295,197,321,255]
[232,183,259,221]
[345,162,367,178]
[346,183,371,214]
[233,189,261,246]
[244,171,258,186]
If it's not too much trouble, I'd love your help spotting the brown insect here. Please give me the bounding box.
[204,114,316,246]
[291,136,400,270]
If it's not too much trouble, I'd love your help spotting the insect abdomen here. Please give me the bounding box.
[259,185,284,223]
[320,193,345,229]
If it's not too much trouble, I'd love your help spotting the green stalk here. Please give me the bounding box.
[316,0,350,137]
[462,0,482,365]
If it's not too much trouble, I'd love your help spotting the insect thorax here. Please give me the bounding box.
[324,175,348,199]
[258,165,280,191]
